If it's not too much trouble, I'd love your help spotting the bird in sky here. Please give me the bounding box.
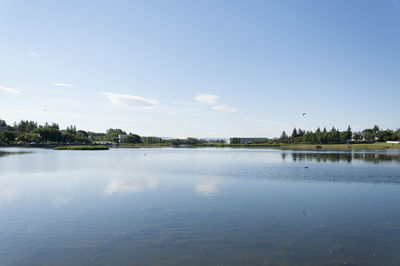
[302,113,306,116]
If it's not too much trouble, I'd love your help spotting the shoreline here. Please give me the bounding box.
[1,143,399,151]
[119,142,400,150]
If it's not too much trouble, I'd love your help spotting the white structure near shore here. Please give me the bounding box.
[386,141,400,144]
[118,134,126,143]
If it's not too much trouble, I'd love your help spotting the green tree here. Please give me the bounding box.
[17,133,40,143]
[75,130,90,144]
[105,128,126,142]
[363,129,374,142]
[346,126,352,141]
[62,132,76,143]
[0,131,16,143]
[291,128,298,138]
[35,127,62,142]
[170,139,183,146]
[186,137,200,145]
[230,138,241,144]
[123,134,142,144]
[16,120,37,132]
[0,119,6,127]
[142,136,163,144]
[66,125,77,134]
[280,131,288,143]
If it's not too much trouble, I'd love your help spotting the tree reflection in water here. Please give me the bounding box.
[290,152,400,164]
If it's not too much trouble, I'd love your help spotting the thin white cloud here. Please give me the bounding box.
[102,92,158,108]
[52,83,75,87]
[212,104,237,112]
[194,94,220,104]
[29,52,40,57]
[0,85,21,94]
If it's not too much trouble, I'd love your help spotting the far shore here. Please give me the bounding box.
[1,142,399,151]
[119,142,400,150]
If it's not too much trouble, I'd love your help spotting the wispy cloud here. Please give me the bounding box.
[194,93,220,104]
[29,52,40,57]
[52,83,74,87]
[102,92,158,108]
[0,85,21,94]
[212,104,237,112]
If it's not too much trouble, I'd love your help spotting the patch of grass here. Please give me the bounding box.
[54,145,109,150]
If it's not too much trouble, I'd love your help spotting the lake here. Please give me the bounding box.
[1,147,400,265]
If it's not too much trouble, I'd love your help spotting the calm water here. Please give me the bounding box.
[1,148,400,265]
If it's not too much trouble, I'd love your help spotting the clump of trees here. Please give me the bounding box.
[0,120,91,144]
[0,119,142,145]
[122,133,141,144]
[0,118,228,146]
[0,118,190,146]
[141,136,164,144]
[278,126,353,144]
[230,125,400,145]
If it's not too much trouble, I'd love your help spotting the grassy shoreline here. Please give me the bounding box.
[54,145,109,150]
[2,142,399,151]
[119,142,400,150]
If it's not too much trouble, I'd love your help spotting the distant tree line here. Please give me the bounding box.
[1,119,398,146]
[230,125,400,145]
[0,119,227,146]
[0,119,143,145]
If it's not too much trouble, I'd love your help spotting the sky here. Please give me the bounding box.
[0,0,399,138]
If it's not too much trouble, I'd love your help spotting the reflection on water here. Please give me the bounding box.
[52,196,71,207]
[290,151,400,164]
[0,150,31,157]
[195,181,218,196]
[0,187,18,203]
[1,148,400,265]
[104,176,158,195]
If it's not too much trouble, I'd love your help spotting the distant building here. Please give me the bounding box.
[93,141,112,145]
[386,140,400,144]
[118,134,126,143]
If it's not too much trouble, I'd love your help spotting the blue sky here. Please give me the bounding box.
[0,0,399,138]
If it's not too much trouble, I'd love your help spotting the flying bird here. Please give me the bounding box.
[302,113,306,116]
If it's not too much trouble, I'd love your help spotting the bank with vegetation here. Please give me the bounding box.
[53,145,109,150]
[1,119,399,150]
